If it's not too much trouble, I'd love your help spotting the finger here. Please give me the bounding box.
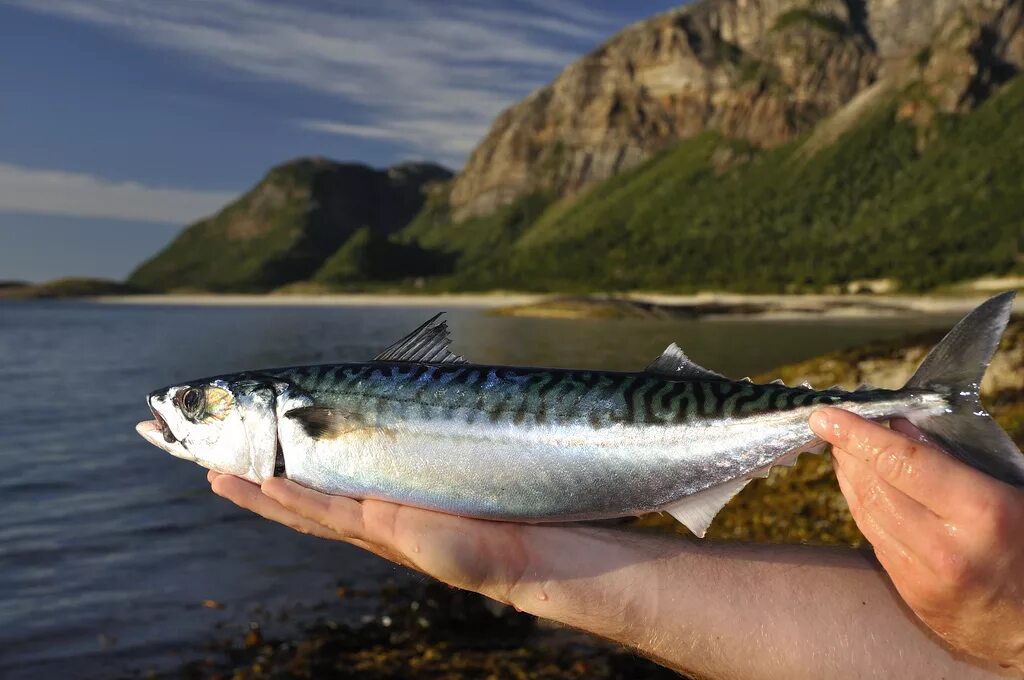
[837,461,950,607]
[889,418,929,443]
[260,479,421,567]
[261,480,540,594]
[832,458,938,598]
[260,478,370,540]
[832,450,946,568]
[211,475,346,541]
[834,460,910,560]
[811,408,999,519]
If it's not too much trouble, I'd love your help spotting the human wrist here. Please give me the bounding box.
[504,525,670,642]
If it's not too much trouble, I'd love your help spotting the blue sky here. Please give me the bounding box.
[0,0,680,282]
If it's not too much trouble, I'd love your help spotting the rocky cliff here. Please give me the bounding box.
[449,0,1024,220]
[129,159,450,292]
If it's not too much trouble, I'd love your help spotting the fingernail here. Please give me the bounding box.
[810,410,830,435]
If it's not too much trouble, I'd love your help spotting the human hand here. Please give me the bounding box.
[207,472,542,605]
[811,407,1024,672]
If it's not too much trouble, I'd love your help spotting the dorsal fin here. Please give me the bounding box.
[769,378,786,386]
[373,313,466,364]
[799,381,812,389]
[646,343,727,381]
[855,383,878,392]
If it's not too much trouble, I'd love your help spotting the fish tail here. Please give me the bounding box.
[902,291,1024,487]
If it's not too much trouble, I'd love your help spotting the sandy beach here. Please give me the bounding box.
[95,292,546,308]
[90,290,1024,320]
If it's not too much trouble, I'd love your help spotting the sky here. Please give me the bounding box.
[0,0,680,283]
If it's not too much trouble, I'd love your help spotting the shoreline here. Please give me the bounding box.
[92,292,546,308]
[82,291,1022,320]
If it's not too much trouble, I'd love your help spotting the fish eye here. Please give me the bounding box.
[180,388,205,419]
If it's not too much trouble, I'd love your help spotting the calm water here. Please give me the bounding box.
[0,301,963,677]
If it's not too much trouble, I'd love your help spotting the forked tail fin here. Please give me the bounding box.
[903,291,1024,487]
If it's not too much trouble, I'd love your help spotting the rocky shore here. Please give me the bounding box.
[161,319,1024,679]
[491,293,1022,321]
[171,581,676,680]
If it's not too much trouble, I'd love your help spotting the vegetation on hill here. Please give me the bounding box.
[405,76,1024,293]
[128,159,450,292]
[312,226,451,287]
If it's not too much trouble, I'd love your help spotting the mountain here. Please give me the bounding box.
[128,159,451,292]
[128,0,1024,294]
[404,0,1024,292]
[448,0,1024,220]
[405,74,1024,292]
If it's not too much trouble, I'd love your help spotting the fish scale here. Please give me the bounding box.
[276,363,877,431]
[139,294,1024,537]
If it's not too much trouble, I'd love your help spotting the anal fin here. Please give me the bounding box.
[663,478,750,538]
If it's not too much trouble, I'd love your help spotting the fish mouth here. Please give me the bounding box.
[137,395,191,460]
[150,407,177,443]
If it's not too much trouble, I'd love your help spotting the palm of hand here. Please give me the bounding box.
[209,473,533,604]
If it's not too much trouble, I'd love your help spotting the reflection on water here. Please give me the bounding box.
[0,301,961,677]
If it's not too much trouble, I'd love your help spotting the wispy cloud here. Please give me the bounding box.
[0,163,237,224]
[299,119,482,156]
[11,0,620,165]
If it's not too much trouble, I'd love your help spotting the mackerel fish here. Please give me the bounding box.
[137,292,1024,536]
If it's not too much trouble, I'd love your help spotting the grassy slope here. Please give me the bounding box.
[129,161,450,293]
[128,165,317,292]
[312,226,452,287]
[407,76,1024,293]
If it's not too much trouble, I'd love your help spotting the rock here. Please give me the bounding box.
[448,0,1024,221]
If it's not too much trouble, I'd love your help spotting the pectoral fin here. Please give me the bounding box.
[284,407,365,439]
[663,478,750,538]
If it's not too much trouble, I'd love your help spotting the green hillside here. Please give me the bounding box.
[406,77,1024,293]
[129,159,450,292]
[312,226,450,286]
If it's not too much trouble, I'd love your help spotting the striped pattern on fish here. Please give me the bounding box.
[274,363,850,426]
[137,293,1024,537]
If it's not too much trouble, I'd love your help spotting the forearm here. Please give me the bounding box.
[225,474,1022,676]
[500,527,1014,680]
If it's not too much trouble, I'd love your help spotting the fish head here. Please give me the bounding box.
[138,378,279,482]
